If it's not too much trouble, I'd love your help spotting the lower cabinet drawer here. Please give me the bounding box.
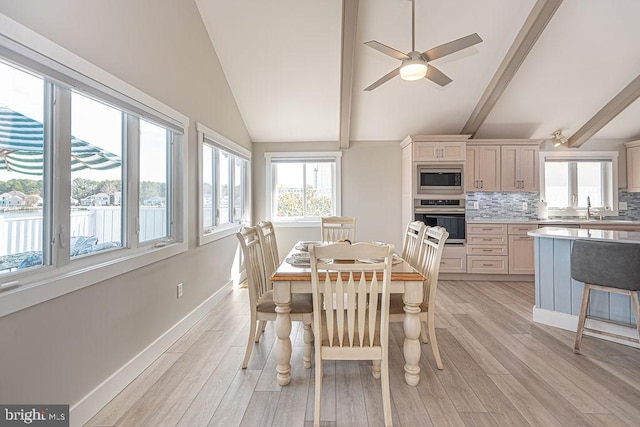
[440,255,467,273]
[466,244,508,256]
[467,256,509,274]
[467,235,508,245]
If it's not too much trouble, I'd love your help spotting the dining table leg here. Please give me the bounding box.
[274,280,292,386]
[403,280,423,386]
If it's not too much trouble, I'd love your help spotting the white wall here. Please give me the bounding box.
[0,0,250,412]
[252,140,404,260]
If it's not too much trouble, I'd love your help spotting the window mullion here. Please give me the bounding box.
[51,86,72,267]
[227,155,233,223]
[302,163,307,217]
[126,116,139,248]
[569,162,578,207]
[214,149,220,226]
[166,132,174,239]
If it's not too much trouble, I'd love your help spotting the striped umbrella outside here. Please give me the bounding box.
[0,106,122,176]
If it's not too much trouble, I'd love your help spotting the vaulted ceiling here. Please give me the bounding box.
[195,0,640,147]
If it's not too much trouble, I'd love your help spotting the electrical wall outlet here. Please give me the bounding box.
[177,283,183,298]
[620,201,628,210]
[472,201,479,209]
[522,202,528,211]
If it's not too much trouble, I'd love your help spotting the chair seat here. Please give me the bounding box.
[320,311,380,347]
[388,293,428,314]
[256,290,313,314]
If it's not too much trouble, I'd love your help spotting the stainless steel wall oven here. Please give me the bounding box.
[414,199,466,244]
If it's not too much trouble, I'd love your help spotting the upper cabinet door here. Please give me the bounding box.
[413,141,440,161]
[440,142,466,161]
[501,146,519,191]
[414,141,466,162]
[465,147,478,191]
[626,141,640,192]
[477,146,501,191]
[466,145,500,191]
[501,145,538,192]
[518,145,539,191]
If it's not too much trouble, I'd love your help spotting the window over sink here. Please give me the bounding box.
[540,151,618,217]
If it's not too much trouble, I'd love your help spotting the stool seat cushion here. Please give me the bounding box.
[571,240,640,291]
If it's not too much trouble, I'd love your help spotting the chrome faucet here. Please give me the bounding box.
[586,196,591,220]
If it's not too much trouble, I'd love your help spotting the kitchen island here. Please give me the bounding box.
[528,227,640,348]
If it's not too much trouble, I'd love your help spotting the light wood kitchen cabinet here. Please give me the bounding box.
[465,145,500,191]
[501,145,539,192]
[625,140,640,192]
[467,223,537,275]
[466,224,508,274]
[413,141,466,162]
[440,245,467,273]
[468,256,509,274]
[507,224,537,274]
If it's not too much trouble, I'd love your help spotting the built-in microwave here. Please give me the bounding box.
[417,165,463,194]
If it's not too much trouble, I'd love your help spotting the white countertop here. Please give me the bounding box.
[527,227,640,244]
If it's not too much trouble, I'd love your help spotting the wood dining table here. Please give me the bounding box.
[270,242,426,387]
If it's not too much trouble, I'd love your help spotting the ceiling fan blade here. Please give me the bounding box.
[422,33,483,62]
[364,67,401,91]
[365,40,410,60]
[425,65,453,87]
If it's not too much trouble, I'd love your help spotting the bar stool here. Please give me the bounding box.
[571,239,640,354]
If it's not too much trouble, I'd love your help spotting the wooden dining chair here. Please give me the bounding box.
[236,226,313,369]
[309,242,394,427]
[256,220,280,342]
[401,221,427,270]
[320,216,356,242]
[389,226,449,370]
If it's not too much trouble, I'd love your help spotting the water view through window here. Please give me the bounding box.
[0,59,174,275]
[0,61,46,272]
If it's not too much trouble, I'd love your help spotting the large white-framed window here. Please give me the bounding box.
[0,17,188,316]
[197,122,251,245]
[265,152,342,225]
[540,151,618,217]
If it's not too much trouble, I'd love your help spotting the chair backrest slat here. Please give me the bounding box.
[321,216,356,242]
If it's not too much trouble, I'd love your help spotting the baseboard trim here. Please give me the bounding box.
[533,306,640,349]
[69,280,234,427]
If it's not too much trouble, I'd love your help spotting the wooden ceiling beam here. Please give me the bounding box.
[339,0,359,149]
[461,0,563,136]
[568,74,640,147]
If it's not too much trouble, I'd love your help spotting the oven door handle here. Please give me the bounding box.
[414,208,466,214]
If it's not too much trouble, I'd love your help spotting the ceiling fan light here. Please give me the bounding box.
[400,61,427,81]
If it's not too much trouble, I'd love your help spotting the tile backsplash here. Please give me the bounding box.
[466,192,539,220]
[466,190,640,221]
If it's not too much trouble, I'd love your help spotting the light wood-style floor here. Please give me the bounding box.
[87,280,640,426]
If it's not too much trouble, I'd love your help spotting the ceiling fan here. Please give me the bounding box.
[364,0,483,91]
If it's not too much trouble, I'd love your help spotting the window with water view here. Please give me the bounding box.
[0,57,180,276]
